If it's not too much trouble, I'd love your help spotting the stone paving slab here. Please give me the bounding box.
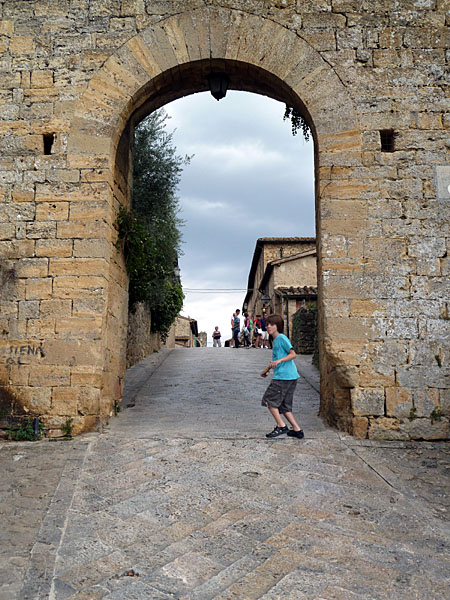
[1,348,449,599]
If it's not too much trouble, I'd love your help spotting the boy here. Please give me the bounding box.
[260,314,304,439]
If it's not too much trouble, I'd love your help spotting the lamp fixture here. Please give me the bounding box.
[207,72,229,101]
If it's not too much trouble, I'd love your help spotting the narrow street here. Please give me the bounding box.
[2,348,449,599]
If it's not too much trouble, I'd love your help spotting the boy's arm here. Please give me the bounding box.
[269,347,296,369]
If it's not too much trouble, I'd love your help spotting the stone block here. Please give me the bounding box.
[359,366,395,387]
[26,317,55,338]
[0,20,14,36]
[20,386,52,413]
[0,223,16,240]
[408,237,446,259]
[50,387,78,416]
[52,276,106,299]
[368,417,409,441]
[49,258,107,277]
[18,300,40,320]
[39,299,72,317]
[71,366,103,386]
[325,317,370,341]
[77,386,101,415]
[399,417,449,441]
[72,297,106,317]
[25,278,52,300]
[14,258,48,278]
[352,416,368,439]
[9,36,35,55]
[351,387,385,417]
[73,238,109,258]
[0,201,35,222]
[35,239,73,258]
[26,221,56,239]
[412,388,440,417]
[385,387,413,418]
[31,70,54,88]
[47,169,80,183]
[40,340,103,368]
[55,317,102,337]
[35,202,69,221]
[57,220,108,240]
[29,366,70,387]
[349,299,382,317]
[7,364,29,386]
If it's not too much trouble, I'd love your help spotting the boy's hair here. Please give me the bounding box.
[266,313,284,334]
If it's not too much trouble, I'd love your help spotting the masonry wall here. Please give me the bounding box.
[0,0,448,439]
[274,255,317,288]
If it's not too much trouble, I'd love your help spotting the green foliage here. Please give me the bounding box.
[115,109,186,341]
[430,408,442,424]
[283,105,311,141]
[408,407,418,421]
[61,418,74,437]
[7,418,43,441]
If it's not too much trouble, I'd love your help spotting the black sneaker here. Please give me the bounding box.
[287,429,304,439]
[266,425,289,438]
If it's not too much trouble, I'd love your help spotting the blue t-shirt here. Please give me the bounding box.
[272,334,299,380]
[233,316,240,330]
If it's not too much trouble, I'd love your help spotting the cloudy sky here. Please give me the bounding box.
[164,91,315,345]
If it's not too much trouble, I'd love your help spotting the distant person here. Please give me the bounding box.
[243,312,251,347]
[232,309,241,348]
[253,315,262,348]
[260,314,304,440]
[259,314,269,348]
[212,326,221,347]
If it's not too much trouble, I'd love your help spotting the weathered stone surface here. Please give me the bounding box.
[3,350,449,600]
[0,1,448,440]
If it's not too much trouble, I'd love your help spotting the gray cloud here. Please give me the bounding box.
[165,91,315,342]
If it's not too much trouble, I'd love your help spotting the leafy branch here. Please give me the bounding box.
[283,105,311,141]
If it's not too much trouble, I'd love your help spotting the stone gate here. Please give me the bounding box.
[0,0,448,440]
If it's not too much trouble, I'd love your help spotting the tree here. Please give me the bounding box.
[116,109,189,340]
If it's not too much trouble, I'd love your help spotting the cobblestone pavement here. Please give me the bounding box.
[1,348,449,599]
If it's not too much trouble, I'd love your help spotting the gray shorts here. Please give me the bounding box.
[261,379,297,414]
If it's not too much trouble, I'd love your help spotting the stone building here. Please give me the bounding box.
[243,238,317,329]
[0,1,448,440]
[165,315,200,348]
[257,248,318,339]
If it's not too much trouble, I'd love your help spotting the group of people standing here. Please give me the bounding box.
[229,309,270,349]
[211,308,271,348]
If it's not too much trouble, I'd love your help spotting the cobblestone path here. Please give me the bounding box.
[2,348,449,599]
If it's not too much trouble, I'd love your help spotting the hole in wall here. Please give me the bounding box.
[43,133,55,155]
[380,129,395,152]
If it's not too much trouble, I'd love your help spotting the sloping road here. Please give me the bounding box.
[1,348,449,599]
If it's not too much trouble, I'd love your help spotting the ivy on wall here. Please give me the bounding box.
[116,110,189,341]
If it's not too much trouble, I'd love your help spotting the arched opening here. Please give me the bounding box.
[110,58,326,415]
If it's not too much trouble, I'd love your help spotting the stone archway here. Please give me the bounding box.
[2,3,446,440]
[66,6,362,434]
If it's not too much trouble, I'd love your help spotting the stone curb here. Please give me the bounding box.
[18,439,92,600]
[121,349,173,407]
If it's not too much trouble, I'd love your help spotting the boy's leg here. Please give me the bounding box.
[269,407,286,428]
[283,411,302,432]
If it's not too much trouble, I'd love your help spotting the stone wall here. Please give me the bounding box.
[126,302,161,369]
[292,307,317,355]
[0,0,448,439]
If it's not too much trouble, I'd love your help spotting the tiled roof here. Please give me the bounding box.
[257,237,315,243]
[275,286,317,296]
